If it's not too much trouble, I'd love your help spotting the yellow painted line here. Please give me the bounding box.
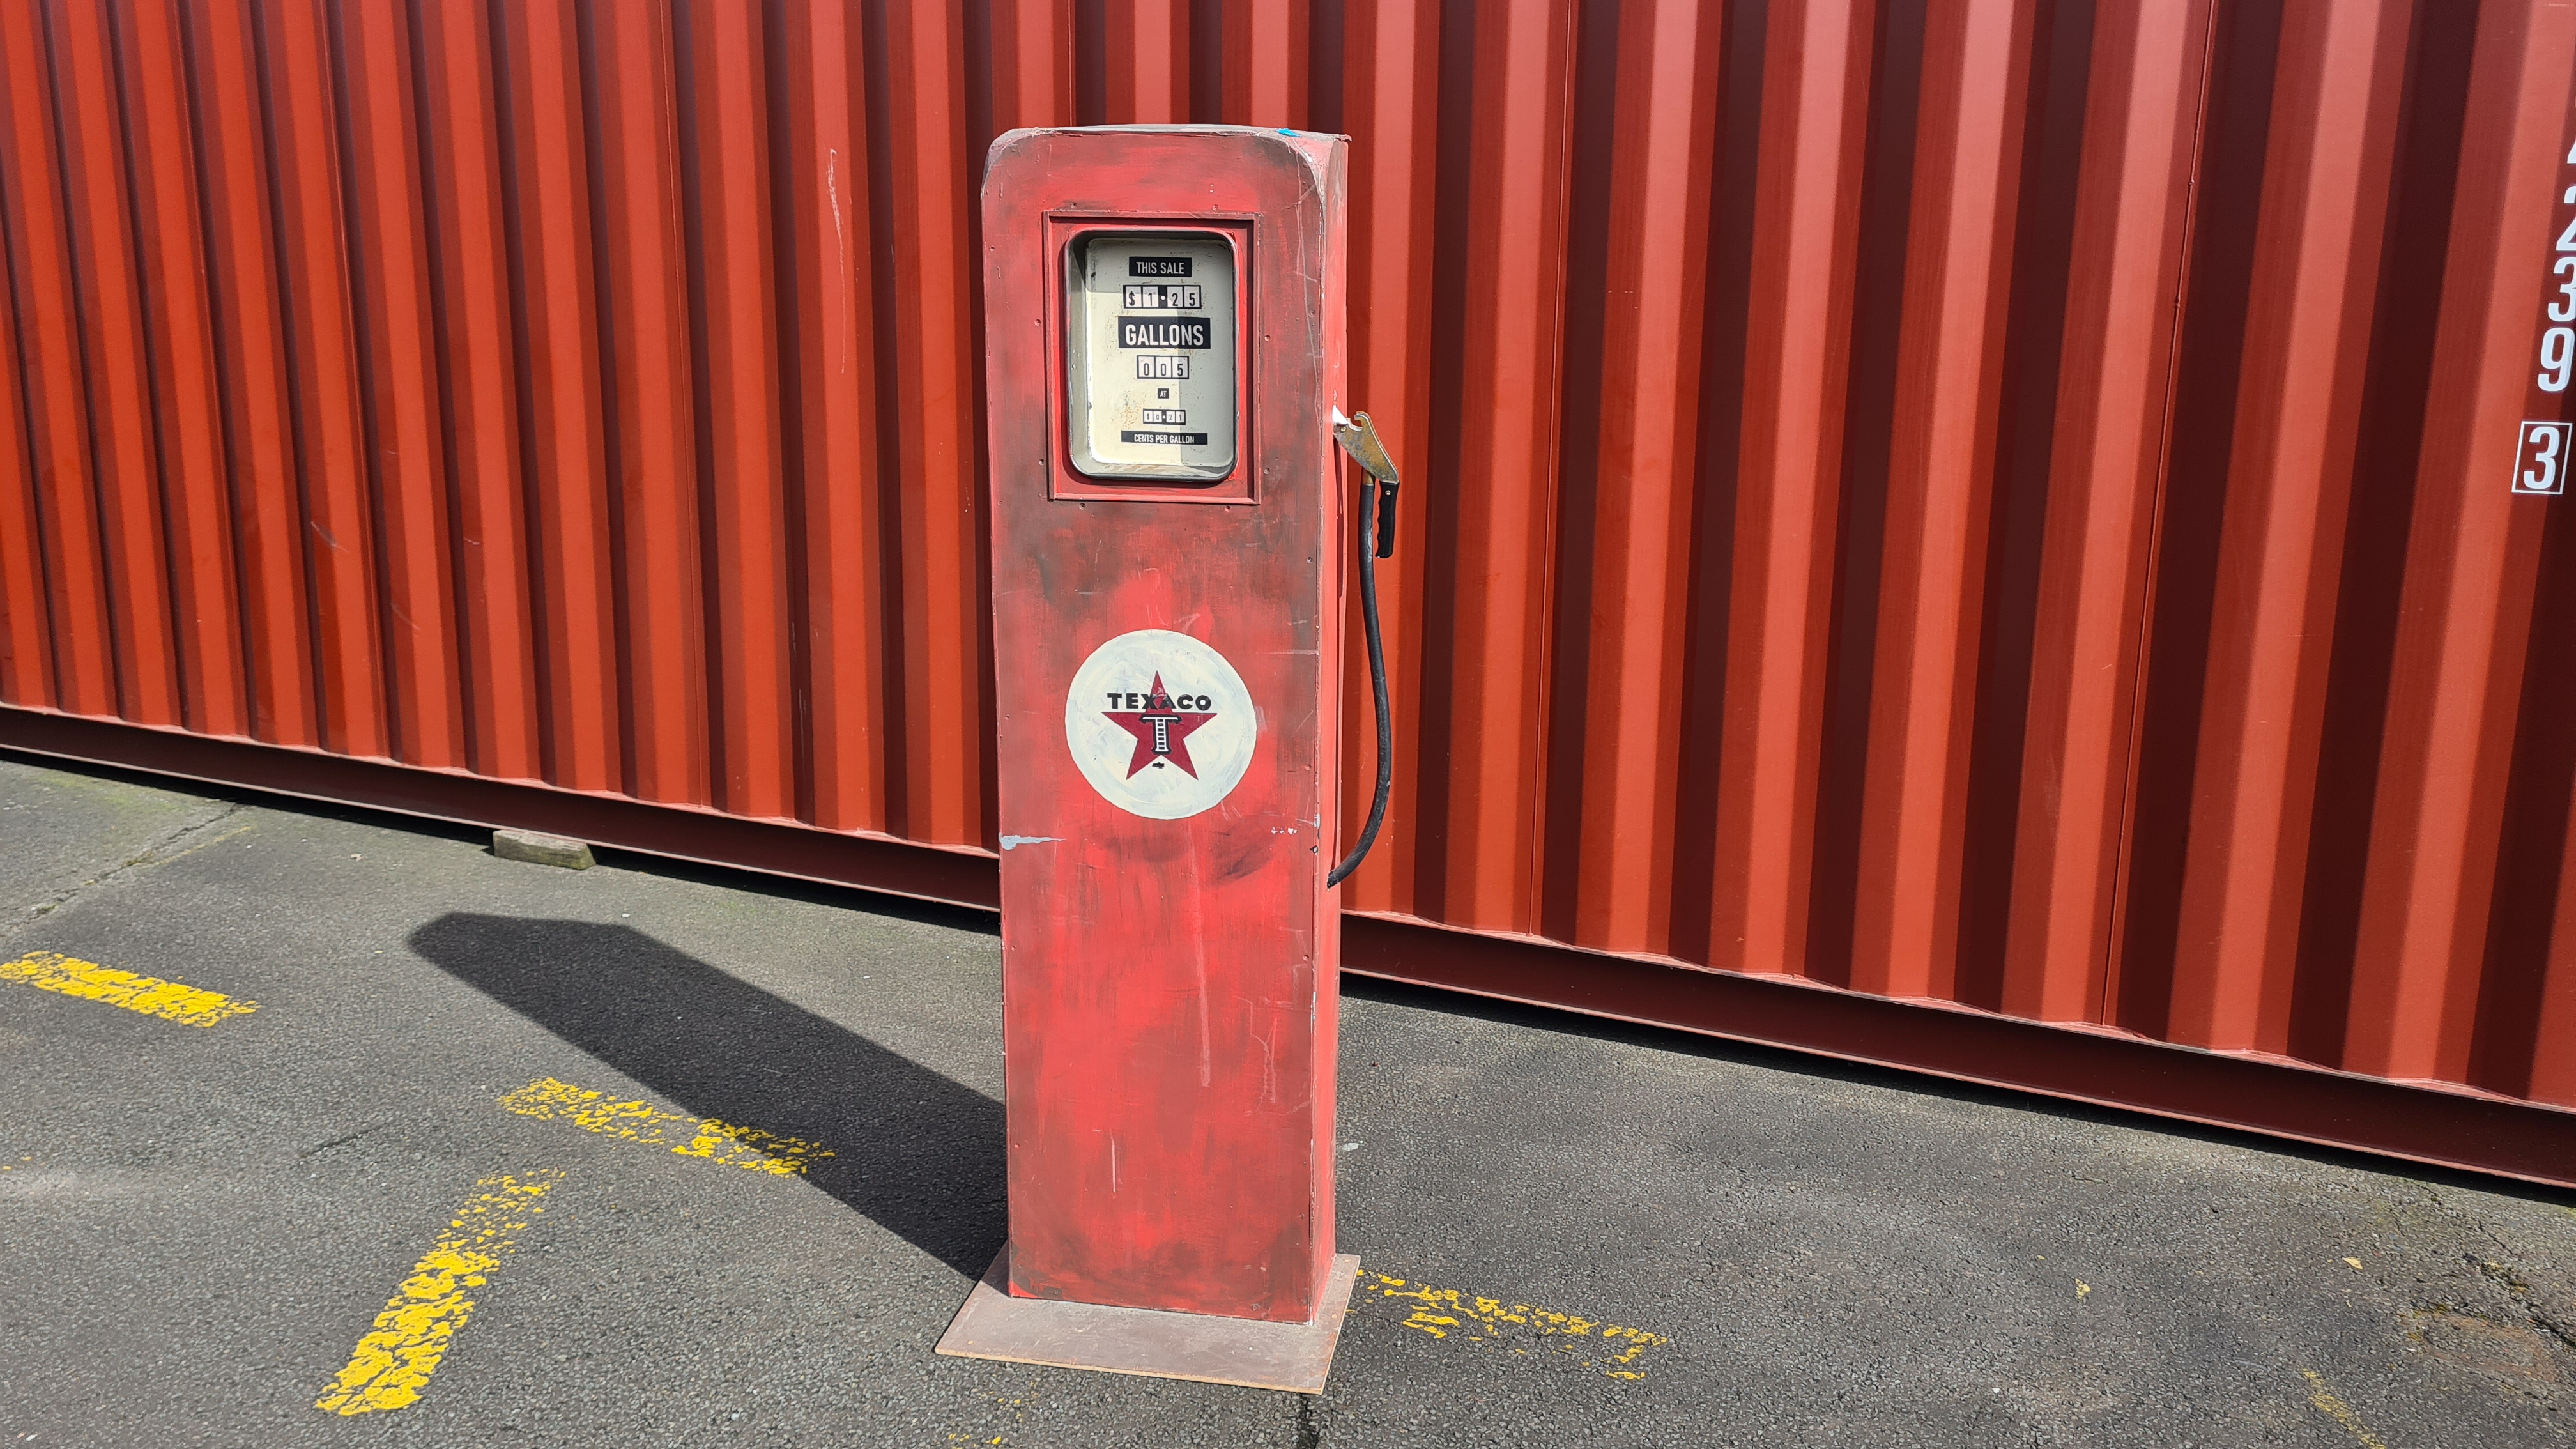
[498,1077,833,1176]
[1362,1272,1671,1379]
[2302,1368,2391,1449]
[316,1170,564,1416]
[0,951,257,1025]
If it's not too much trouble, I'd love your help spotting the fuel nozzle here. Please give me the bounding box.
[1331,410,1400,558]
[1325,407,1399,887]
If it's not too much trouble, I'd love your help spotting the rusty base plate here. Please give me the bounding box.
[934,1247,1362,1393]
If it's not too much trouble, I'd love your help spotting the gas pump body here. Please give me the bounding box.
[981,126,1348,1324]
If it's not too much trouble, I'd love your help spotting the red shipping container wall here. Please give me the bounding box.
[4,0,2574,1180]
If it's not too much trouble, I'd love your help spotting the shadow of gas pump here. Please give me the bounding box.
[408,912,1004,1280]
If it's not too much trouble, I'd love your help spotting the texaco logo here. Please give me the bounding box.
[1063,629,1257,819]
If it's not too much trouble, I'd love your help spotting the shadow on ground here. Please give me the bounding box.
[410,912,1005,1278]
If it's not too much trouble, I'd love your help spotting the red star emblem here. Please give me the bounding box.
[1103,673,1217,779]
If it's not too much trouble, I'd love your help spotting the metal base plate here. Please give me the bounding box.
[934,1247,1362,1393]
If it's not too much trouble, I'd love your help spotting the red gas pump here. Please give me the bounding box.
[936,126,1399,1393]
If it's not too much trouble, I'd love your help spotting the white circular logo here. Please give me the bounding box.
[1064,629,1257,819]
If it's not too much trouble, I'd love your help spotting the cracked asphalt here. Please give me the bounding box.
[2,750,2573,1448]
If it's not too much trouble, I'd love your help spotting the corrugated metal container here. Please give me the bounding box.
[4,0,2573,1182]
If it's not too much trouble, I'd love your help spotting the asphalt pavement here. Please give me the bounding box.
[1,751,2572,1448]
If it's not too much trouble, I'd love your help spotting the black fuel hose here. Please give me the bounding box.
[1328,471,1392,887]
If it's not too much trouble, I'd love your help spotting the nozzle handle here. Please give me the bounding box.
[1331,410,1400,558]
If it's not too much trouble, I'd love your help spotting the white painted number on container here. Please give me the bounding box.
[2515,421,2570,494]
[2522,141,2576,479]
[2541,144,2576,393]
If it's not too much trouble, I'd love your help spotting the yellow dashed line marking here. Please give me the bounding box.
[499,1077,833,1176]
[316,1170,563,1416]
[2302,1368,2391,1449]
[1363,1273,1671,1379]
[0,952,257,1025]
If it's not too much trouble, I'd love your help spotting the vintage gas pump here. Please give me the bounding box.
[936,126,1398,1392]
